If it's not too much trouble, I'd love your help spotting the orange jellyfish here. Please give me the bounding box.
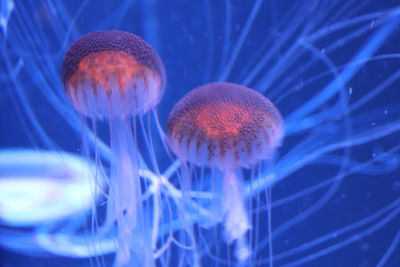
[62,30,165,267]
[166,82,283,262]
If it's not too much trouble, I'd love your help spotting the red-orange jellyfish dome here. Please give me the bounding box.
[62,30,166,118]
[167,82,284,170]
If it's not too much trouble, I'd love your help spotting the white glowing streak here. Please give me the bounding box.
[0,0,14,36]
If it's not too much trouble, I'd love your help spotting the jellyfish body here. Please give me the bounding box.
[62,30,165,118]
[167,82,284,261]
[167,82,283,170]
[62,30,165,267]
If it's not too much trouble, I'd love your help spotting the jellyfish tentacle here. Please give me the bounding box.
[223,170,251,262]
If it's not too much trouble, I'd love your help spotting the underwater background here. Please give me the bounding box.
[1,0,400,266]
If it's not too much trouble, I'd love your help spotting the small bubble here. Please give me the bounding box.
[392,181,400,192]
[361,243,370,251]
[348,87,352,94]
[370,20,375,28]
[384,110,388,115]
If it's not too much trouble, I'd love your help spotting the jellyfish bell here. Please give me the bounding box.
[167,82,283,170]
[62,30,166,118]
[166,82,284,261]
[62,30,166,267]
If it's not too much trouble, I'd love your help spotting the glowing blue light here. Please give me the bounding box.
[0,150,100,226]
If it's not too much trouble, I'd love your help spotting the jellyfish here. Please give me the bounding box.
[166,82,284,262]
[61,30,165,267]
[1,1,400,267]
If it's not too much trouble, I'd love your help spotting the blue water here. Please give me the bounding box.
[1,0,400,266]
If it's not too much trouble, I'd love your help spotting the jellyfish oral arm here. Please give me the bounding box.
[107,117,153,267]
[223,171,251,262]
